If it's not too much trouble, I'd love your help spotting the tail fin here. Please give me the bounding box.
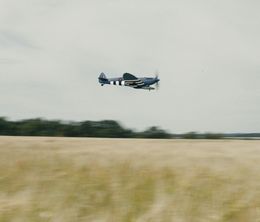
[99,72,107,80]
[98,72,109,85]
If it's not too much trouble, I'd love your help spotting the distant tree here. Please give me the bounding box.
[203,133,224,139]
[139,126,172,139]
[15,119,55,136]
[0,117,10,135]
[89,120,134,138]
[182,132,199,139]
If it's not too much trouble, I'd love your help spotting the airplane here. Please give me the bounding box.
[98,72,160,90]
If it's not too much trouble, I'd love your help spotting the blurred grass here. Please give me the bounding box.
[0,137,260,221]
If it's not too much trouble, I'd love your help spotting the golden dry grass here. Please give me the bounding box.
[0,136,260,222]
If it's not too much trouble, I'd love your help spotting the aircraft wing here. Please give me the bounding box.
[123,73,144,87]
[123,73,138,80]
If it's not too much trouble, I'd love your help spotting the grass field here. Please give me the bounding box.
[0,137,260,222]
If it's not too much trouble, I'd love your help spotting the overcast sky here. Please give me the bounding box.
[0,0,259,133]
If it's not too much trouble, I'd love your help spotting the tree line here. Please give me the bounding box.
[1,117,259,139]
[0,117,171,139]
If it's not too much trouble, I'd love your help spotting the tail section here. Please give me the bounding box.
[99,72,107,80]
[98,72,109,86]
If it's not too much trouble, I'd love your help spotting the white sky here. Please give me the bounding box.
[0,0,260,133]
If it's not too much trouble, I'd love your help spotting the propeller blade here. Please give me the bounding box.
[155,70,159,79]
[154,70,160,90]
[156,81,160,90]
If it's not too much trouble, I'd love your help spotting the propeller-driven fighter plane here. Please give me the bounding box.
[98,72,160,90]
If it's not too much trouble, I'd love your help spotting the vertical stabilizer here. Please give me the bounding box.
[99,72,107,80]
[98,72,109,85]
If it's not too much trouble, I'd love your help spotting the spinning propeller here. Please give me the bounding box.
[155,70,160,90]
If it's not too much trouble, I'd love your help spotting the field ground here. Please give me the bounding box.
[0,137,260,222]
